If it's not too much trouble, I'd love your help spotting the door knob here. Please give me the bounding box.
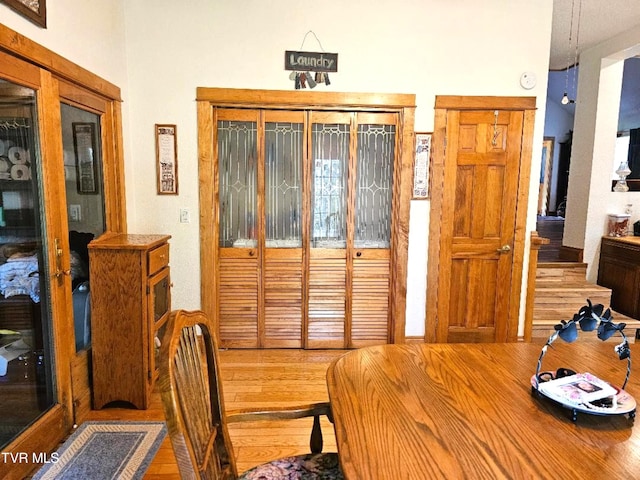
[54,237,71,278]
[496,245,511,253]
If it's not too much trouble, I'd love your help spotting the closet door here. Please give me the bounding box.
[216,109,259,348]
[307,112,350,348]
[351,113,397,347]
[263,111,305,347]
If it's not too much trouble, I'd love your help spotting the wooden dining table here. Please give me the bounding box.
[326,341,640,479]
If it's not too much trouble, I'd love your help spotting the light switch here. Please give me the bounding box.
[180,208,190,223]
[69,204,81,222]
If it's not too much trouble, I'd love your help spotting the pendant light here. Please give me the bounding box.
[561,0,582,105]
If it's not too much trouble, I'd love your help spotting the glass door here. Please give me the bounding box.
[0,80,56,448]
[216,109,260,347]
[307,111,351,348]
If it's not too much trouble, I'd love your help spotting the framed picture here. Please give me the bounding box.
[155,124,178,195]
[72,123,99,195]
[413,132,432,199]
[1,0,47,28]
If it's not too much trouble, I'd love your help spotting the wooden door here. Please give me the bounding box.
[263,110,305,348]
[307,111,351,348]
[350,112,397,348]
[198,88,416,348]
[215,109,260,348]
[427,97,536,343]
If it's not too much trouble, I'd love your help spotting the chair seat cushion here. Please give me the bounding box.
[239,452,343,479]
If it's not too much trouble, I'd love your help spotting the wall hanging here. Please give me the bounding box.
[285,31,337,89]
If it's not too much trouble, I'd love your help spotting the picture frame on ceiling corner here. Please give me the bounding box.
[412,132,432,199]
[155,124,178,195]
[72,122,99,195]
[1,0,47,28]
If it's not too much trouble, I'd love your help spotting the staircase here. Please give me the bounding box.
[531,261,640,342]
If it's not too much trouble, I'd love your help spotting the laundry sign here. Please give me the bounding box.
[285,51,338,73]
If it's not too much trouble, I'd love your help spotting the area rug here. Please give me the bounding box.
[32,421,167,480]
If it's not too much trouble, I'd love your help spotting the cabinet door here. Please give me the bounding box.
[216,109,260,347]
[148,266,170,387]
[351,113,397,347]
[308,112,350,348]
[263,111,304,347]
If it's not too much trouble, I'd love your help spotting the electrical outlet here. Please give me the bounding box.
[69,204,81,222]
[180,208,190,223]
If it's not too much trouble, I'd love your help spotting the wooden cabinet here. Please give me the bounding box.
[199,90,415,349]
[89,233,171,409]
[598,236,640,320]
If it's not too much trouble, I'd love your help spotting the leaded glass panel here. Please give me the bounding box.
[311,123,349,248]
[218,120,257,247]
[355,124,395,248]
[265,122,302,247]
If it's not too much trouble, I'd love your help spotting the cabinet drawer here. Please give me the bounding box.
[148,243,170,275]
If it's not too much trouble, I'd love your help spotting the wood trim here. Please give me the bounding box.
[58,78,109,113]
[391,105,414,344]
[0,48,40,87]
[434,96,537,110]
[198,101,216,322]
[506,108,536,341]
[37,68,75,424]
[0,23,121,101]
[523,232,550,342]
[0,406,67,480]
[425,108,447,343]
[196,87,416,110]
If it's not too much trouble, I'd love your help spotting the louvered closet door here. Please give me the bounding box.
[307,112,350,348]
[351,113,396,347]
[216,109,259,348]
[263,111,305,348]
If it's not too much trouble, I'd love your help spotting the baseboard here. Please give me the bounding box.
[559,245,583,262]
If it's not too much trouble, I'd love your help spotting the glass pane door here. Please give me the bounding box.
[218,118,258,248]
[265,119,303,247]
[311,120,349,248]
[0,79,54,448]
[355,122,395,248]
[60,103,106,352]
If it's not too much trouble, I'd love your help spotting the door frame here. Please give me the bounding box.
[0,24,125,480]
[426,96,536,343]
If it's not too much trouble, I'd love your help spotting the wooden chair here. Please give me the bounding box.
[158,309,343,479]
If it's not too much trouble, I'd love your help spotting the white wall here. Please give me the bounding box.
[0,1,127,89]
[1,0,554,337]
[565,26,640,282]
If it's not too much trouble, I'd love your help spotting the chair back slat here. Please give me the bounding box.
[159,310,238,479]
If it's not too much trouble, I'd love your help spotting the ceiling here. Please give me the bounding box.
[550,0,640,71]
[549,0,640,131]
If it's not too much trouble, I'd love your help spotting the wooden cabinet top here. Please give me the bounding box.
[88,233,171,250]
[602,235,640,248]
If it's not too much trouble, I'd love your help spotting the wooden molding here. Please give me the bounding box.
[434,95,536,110]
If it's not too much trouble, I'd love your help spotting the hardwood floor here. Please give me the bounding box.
[84,348,348,478]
